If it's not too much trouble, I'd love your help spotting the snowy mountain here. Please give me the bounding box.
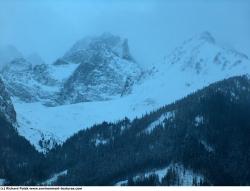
[55,32,143,104]
[0,58,58,103]
[9,32,250,152]
[164,31,249,76]
[130,31,250,107]
[59,32,135,64]
[1,31,250,185]
[2,31,250,152]
[0,33,143,105]
[0,33,144,151]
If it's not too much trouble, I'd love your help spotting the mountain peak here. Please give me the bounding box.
[182,31,216,47]
[61,33,134,64]
[64,32,121,56]
[198,31,215,43]
[53,33,142,104]
[160,31,250,76]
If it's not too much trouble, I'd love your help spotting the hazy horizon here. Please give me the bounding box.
[0,0,250,67]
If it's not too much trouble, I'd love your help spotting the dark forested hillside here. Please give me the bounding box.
[0,78,46,185]
[0,116,47,185]
[44,75,250,186]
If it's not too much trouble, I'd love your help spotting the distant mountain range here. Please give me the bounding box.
[0,33,143,104]
[0,32,249,185]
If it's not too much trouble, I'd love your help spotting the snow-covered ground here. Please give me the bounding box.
[194,115,204,127]
[48,62,80,82]
[144,111,175,133]
[14,93,161,152]
[0,179,6,186]
[40,170,68,186]
[115,163,204,186]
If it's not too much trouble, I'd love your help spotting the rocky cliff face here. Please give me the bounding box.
[0,33,143,105]
[0,58,58,103]
[55,33,143,104]
[0,77,16,125]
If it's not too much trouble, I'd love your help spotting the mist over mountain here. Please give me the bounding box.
[0,45,22,68]
[0,30,249,186]
[0,0,250,187]
[1,0,249,66]
[26,53,45,66]
[1,31,249,154]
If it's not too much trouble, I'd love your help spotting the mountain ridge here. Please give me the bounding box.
[1,31,249,153]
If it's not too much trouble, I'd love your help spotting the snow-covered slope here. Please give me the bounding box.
[165,31,249,77]
[130,31,250,107]
[115,163,204,186]
[11,32,250,152]
[40,170,68,186]
[14,94,158,152]
[47,62,79,83]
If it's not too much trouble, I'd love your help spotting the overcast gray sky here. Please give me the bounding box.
[0,0,249,66]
